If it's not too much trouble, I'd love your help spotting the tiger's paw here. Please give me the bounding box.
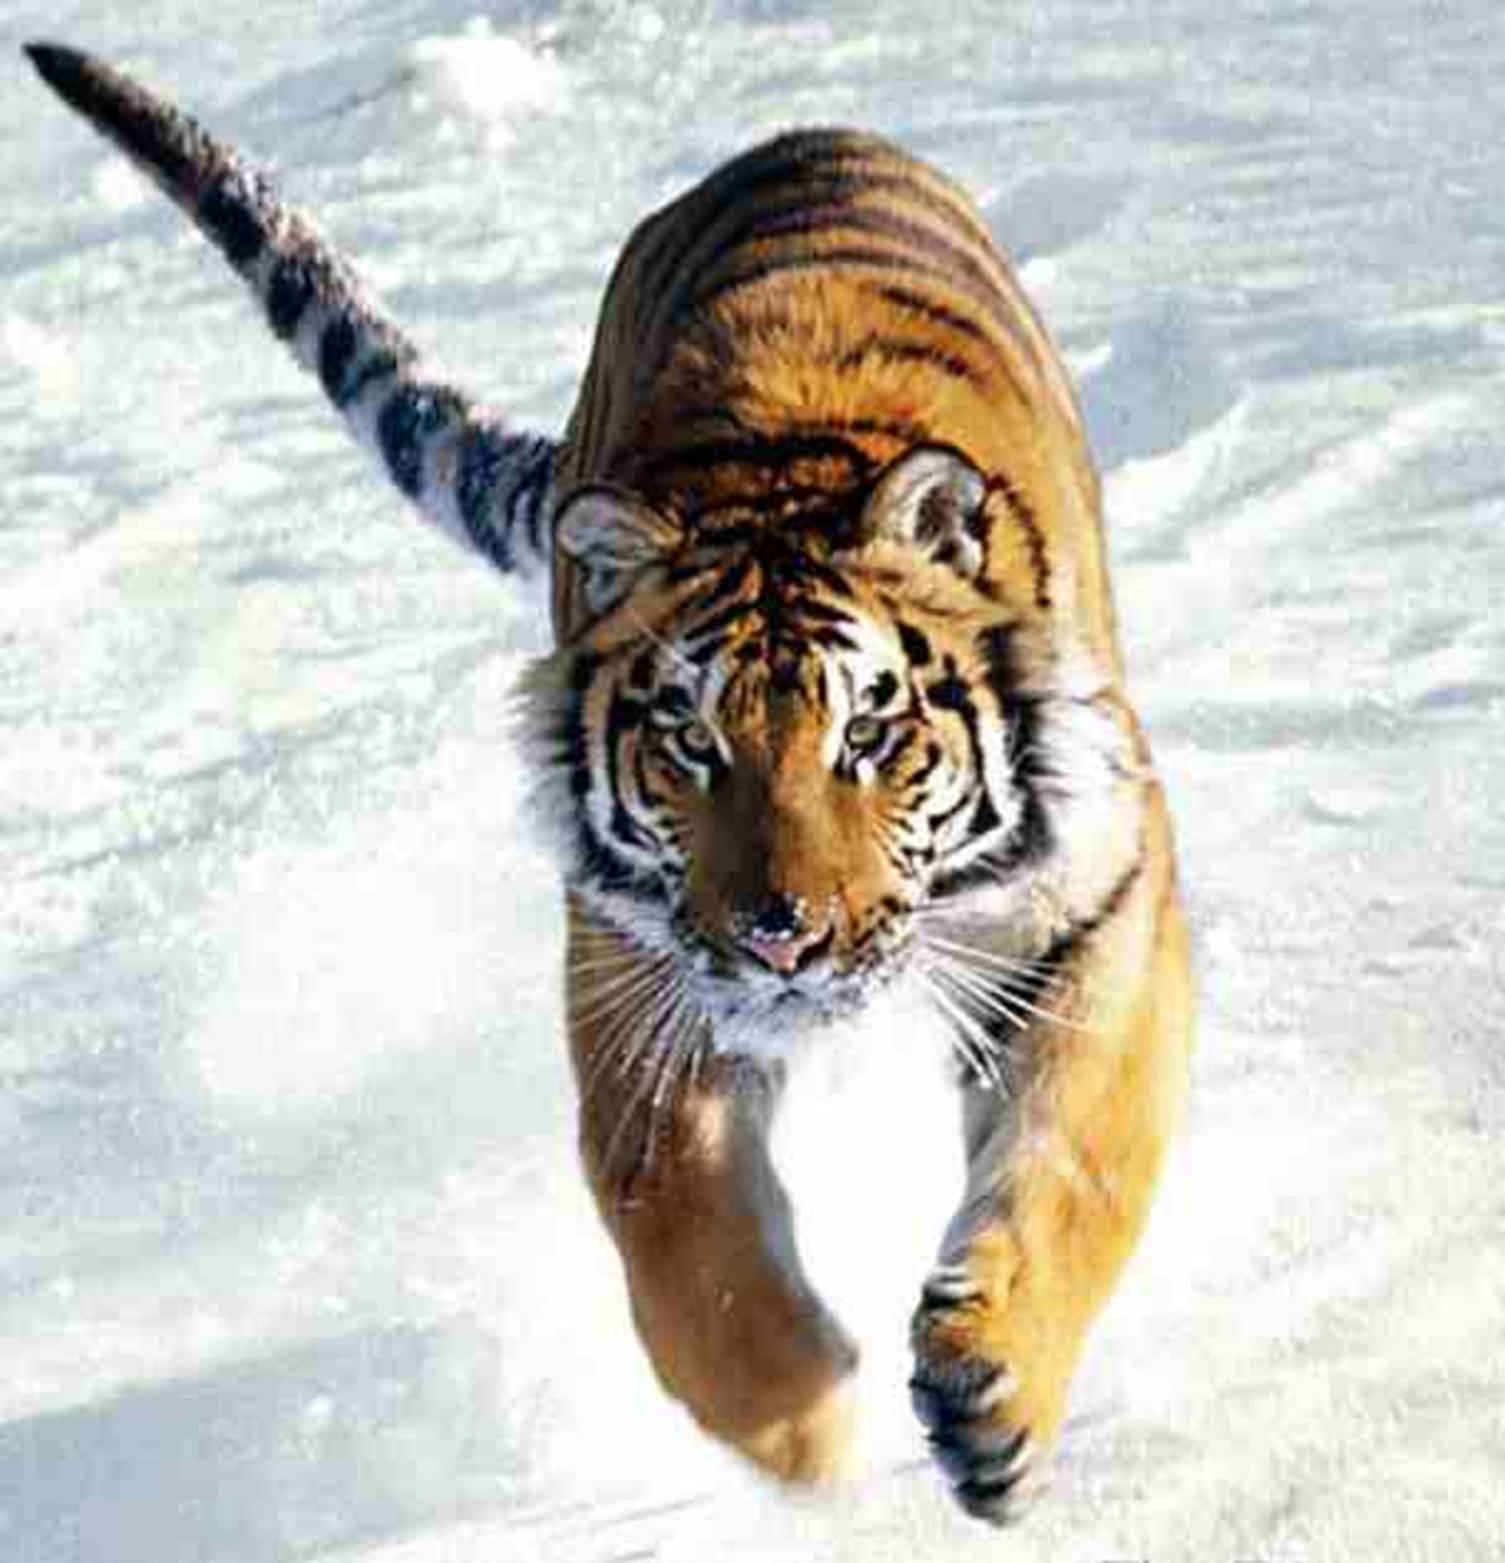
[736,1374,859,1485]
[909,1270,1041,1524]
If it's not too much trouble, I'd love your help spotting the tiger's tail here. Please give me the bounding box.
[25,42,556,577]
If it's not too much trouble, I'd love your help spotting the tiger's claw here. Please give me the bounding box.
[909,1351,1037,1523]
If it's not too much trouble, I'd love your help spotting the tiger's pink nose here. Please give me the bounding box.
[736,917,832,976]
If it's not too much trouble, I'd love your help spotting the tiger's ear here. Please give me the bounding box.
[858,445,988,578]
[554,485,684,614]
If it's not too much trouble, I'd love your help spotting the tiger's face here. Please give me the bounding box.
[529,447,1124,1053]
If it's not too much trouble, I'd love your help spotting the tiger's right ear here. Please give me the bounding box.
[553,485,684,614]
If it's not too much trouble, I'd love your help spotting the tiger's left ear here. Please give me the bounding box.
[554,484,684,614]
[858,445,988,578]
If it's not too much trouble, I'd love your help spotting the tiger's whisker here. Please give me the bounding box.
[922,959,1030,1089]
[917,968,1008,1093]
[567,952,678,1028]
[584,975,679,1076]
[923,943,1103,1037]
[599,976,696,1179]
[576,969,686,1100]
[920,929,1111,1001]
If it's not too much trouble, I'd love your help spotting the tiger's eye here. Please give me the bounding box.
[676,719,718,760]
[845,714,888,756]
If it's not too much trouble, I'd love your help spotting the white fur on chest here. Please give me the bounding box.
[764,979,965,1469]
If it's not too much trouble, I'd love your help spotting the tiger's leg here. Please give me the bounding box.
[566,906,857,1483]
[910,873,1193,1523]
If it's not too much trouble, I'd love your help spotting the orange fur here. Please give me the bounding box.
[544,129,1193,1519]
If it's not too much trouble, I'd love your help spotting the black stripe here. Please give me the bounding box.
[872,282,995,347]
[456,422,515,568]
[1002,851,1148,1010]
[346,347,405,403]
[813,413,938,448]
[899,622,933,665]
[788,553,857,599]
[198,171,267,267]
[377,383,465,499]
[924,652,1012,862]
[925,789,976,840]
[636,135,993,306]
[908,740,944,789]
[266,254,314,339]
[694,520,763,551]
[969,793,1003,836]
[650,148,1010,366]
[682,596,758,650]
[576,817,657,899]
[836,335,990,391]
[518,439,554,557]
[629,649,656,690]
[692,246,1010,325]
[790,595,856,627]
[707,199,1009,317]
[691,484,860,524]
[974,626,1053,874]
[318,316,358,404]
[695,553,756,610]
[632,744,672,815]
[985,476,1051,611]
[605,691,652,849]
[636,429,873,487]
[926,669,970,709]
[563,652,598,800]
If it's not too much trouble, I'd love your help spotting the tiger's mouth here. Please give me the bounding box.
[684,924,915,1040]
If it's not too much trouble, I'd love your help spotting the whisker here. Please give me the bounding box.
[922,939,1103,1036]
[919,929,1107,999]
[918,932,1061,977]
[567,951,677,1027]
[576,967,684,1099]
[917,968,1007,1093]
[923,956,1033,1089]
[931,960,1040,1051]
[564,949,646,979]
[641,994,705,1173]
[599,976,695,1178]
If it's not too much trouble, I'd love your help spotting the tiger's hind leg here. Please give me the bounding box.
[911,873,1193,1523]
[566,904,857,1484]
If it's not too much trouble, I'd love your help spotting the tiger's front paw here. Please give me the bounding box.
[909,1269,1039,1524]
[736,1375,859,1485]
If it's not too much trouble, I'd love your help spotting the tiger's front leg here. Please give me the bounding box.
[565,905,857,1484]
[911,874,1193,1523]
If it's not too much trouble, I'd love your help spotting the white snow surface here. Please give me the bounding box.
[4,2,1503,1560]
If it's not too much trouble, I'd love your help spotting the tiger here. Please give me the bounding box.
[29,41,1193,1524]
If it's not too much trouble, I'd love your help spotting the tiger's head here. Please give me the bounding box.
[526,445,1131,1056]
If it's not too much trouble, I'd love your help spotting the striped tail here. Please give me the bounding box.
[25,42,556,577]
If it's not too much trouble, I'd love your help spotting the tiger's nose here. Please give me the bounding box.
[735,898,831,976]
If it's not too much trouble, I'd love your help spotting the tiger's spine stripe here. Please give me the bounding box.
[25,42,555,576]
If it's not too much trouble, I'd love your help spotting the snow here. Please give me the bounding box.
[3,2,1503,1560]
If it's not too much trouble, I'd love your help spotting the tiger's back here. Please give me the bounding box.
[555,129,1116,666]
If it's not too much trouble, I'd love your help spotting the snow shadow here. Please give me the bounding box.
[1079,294,1240,473]
[984,170,1131,266]
[0,1323,516,1563]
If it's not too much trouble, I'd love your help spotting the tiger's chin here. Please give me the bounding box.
[690,946,915,1066]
